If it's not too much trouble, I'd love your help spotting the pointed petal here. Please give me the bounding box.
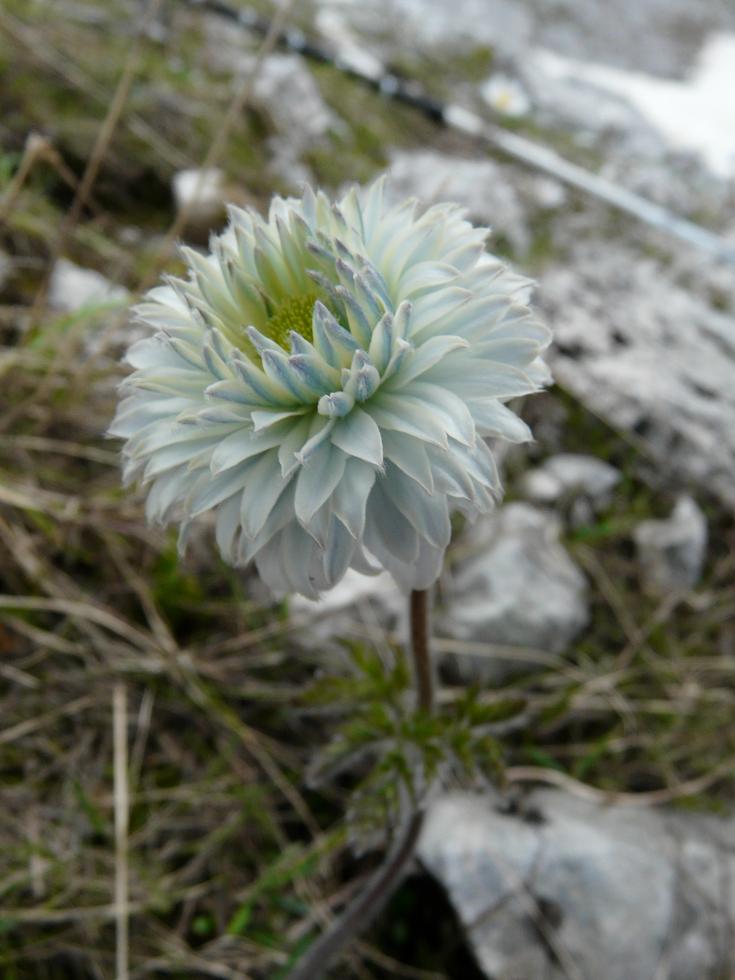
[388,335,469,388]
[323,517,356,586]
[215,493,242,562]
[331,406,383,466]
[366,393,448,447]
[210,424,288,475]
[381,431,434,493]
[468,399,532,442]
[239,452,291,538]
[189,459,256,516]
[382,463,451,549]
[333,459,376,539]
[294,444,347,525]
[365,480,419,564]
[312,301,359,368]
[277,415,312,477]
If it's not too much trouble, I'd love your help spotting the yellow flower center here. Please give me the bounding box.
[265,293,316,348]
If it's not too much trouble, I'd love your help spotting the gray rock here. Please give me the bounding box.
[522,47,659,145]
[48,259,129,314]
[289,568,405,649]
[419,790,735,980]
[200,26,336,183]
[543,244,735,512]
[171,168,227,233]
[386,151,530,255]
[521,453,622,526]
[201,14,255,75]
[252,54,340,184]
[529,176,568,212]
[521,45,735,207]
[634,496,708,595]
[254,55,337,151]
[438,504,588,681]
[316,0,532,60]
[317,0,735,80]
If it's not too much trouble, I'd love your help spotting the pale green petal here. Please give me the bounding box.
[295,444,347,525]
[323,517,356,585]
[381,431,434,494]
[365,481,420,564]
[333,459,376,539]
[468,399,533,442]
[387,335,469,388]
[189,459,257,516]
[331,407,383,466]
[366,394,448,447]
[215,493,242,562]
[210,424,288,475]
[239,452,291,538]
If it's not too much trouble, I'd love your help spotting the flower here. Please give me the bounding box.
[480,75,531,118]
[110,178,550,597]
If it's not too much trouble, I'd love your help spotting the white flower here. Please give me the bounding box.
[110,178,550,598]
[480,75,531,118]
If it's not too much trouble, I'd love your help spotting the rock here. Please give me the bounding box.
[252,54,340,184]
[419,789,735,980]
[48,259,129,314]
[316,0,532,60]
[523,47,656,143]
[254,55,337,150]
[172,168,227,233]
[386,152,529,255]
[634,496,708,594]
[317,0,735,80]
[290,568,405,649]
[199,28,337,183]
[543,245,735,512]
[528,35,735,181]
[438,504,588,681]
[529,176,568,212]
[521,453,621,526]
[200,13,257,75]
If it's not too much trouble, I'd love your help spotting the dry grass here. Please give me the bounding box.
[1,1,735,978]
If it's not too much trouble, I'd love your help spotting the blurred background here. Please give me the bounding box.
[2,0,735,977]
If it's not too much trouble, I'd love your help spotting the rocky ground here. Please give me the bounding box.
[1,0,734,977]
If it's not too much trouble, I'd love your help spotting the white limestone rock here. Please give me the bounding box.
[521,453,622,526]
[48,259,128,314]
[289,568,405,649]
[254,55,338,150]
[172,168,227,231]
[438,504,588,681]
[542,245,735,512]
[634,496,708,594]
[419,789,735,980]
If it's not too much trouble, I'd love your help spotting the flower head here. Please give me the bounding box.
[481,75,531,118]
[110,178,550,597]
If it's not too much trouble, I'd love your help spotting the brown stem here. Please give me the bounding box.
[287,588,434,980]
[409,588,433,713]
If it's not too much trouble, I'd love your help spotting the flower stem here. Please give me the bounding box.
[287,588,434,980]
[409,588,434,713]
